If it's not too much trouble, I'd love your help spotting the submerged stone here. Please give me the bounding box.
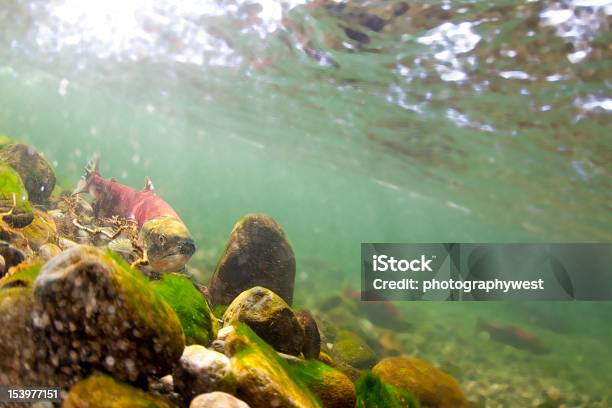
[223,286,304,356]
[296,309,321,359]
[225,323,321,408]
[355,371,420,408]
[0,161,33,228]
[63,374,175,408]
[21,208,58,250]
[209,214,296,306]
[331,330,377,369]
[0,143,56,204]
[32,245,185,387]
[151,273,218,346]
[0,241,27,278]
[372,356,467,408]
[287,358,356,408]
[173,345,235,401]
[0,286,39,386]
[190,392,250,408]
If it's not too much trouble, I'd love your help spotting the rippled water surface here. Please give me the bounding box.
[1,0,611,405]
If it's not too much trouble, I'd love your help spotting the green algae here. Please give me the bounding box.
[286,358,356,408]
[228,323,322,408]
[0,160,33,225]
[356,371,420,408]
[63,373,176,408]
[151,272,218,345]
[0,260,42,289]
[102,248,186,352]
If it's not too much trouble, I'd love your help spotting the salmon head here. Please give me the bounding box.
[139,215,196,272]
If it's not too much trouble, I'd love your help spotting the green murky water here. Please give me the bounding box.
[1,0,611,405]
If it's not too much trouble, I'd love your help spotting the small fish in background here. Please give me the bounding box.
[344,287,412,331]
[74,154,196,273]
[477,318,550,355]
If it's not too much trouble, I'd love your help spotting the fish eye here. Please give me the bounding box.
[158,235,166,245]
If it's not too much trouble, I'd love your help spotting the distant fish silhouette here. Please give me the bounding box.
[477,318,550,355]
[344,288,412,331]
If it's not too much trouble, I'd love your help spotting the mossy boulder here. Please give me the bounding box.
[372,356,466,408]
[21,208,58,250]
[330,330,377,369]
[356,371,420,408]
[32,245,185,386]
[0,161,33,228]
[151,273,218,345]
[0,143,56,204]
[209,214,296,306]
[173,345,235,401]
[63,373,176,408]
[223,286,304,356]
[287,358,356,408]
[225,323,321,408]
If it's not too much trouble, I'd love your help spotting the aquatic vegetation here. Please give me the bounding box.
[0,259,41,288]
[63,374,175,408]
[355,371,420,408]
[0,160,33,227]
[223,285,304,356]
[286,357,356,408]
[210,214,296,306]
[151,272,217,345]
[372,356,467,408]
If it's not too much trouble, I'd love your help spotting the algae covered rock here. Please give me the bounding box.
[0,161,33,228]
[210,214,296,306]
[225,323,321,408]
[32,245,185,386]
[151,273,218,345]
[21,208,58,250]
[0,241,27,278]
[190,392,250,408]
[287,358,356,408]
[355,371,420,408]
[0,143,56,204]
[173,345,235,401]
[223,286,304,356]
[63,373,175,408]
[372,356,466,408]
[330,330,377,369]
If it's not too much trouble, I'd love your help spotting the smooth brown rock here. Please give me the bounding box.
[209,214,295,306]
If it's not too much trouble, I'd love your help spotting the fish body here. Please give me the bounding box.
[75,155,195,272]
[477,319,550,354]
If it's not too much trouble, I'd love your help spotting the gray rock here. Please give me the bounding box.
[174,345,235,401]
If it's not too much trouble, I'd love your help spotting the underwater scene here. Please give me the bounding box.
[0,0,611,407]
